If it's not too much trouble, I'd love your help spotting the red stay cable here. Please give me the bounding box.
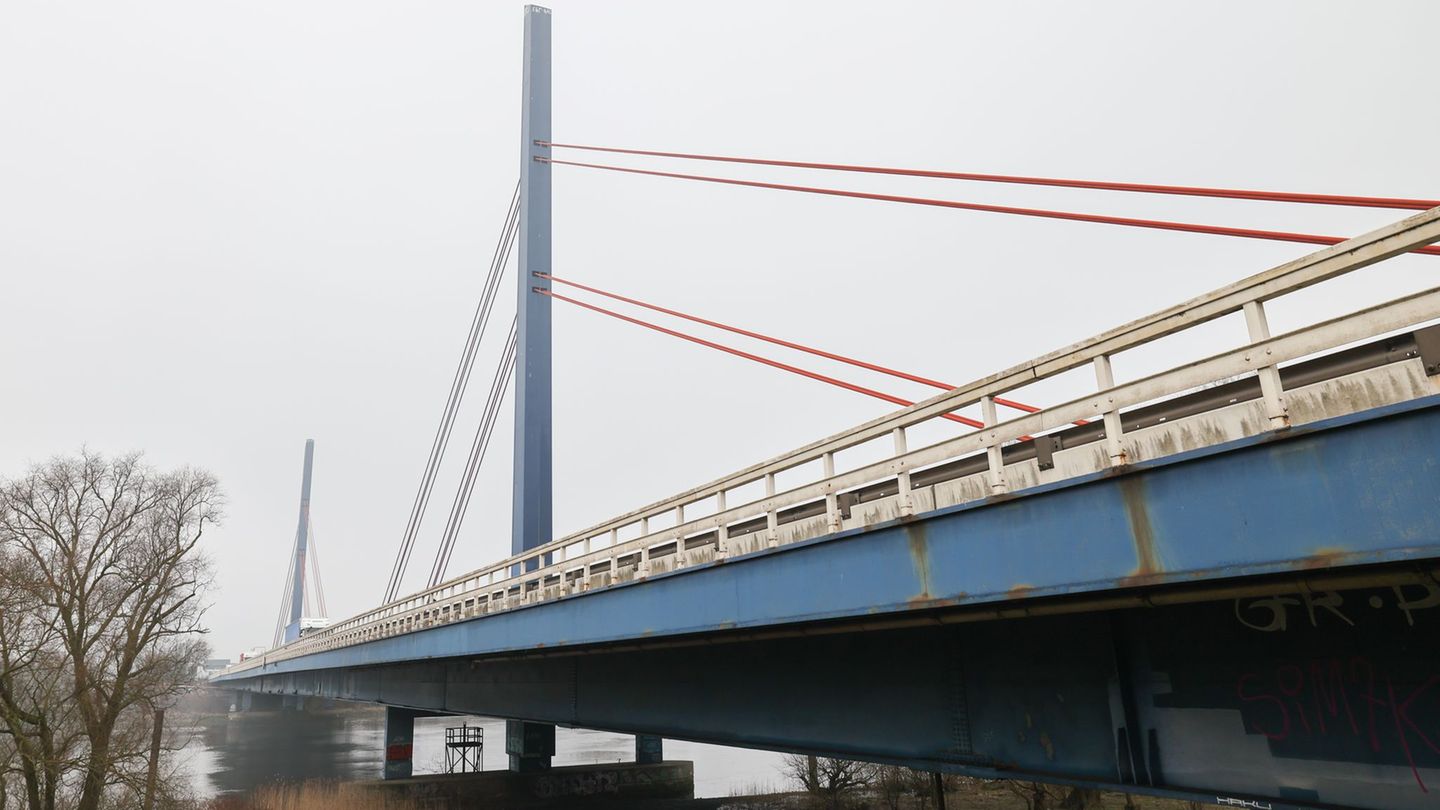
[538,288,987,429]
[540,157,1440,257]
[536,272,1081,424]
[541,142,1440,211]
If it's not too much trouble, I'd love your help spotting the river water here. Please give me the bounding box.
[178,707,788,799]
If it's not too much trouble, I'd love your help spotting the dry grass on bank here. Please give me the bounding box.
[205,781,418,810]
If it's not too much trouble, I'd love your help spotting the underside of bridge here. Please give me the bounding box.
[220,395,1440,810]
[234,574,1439,810]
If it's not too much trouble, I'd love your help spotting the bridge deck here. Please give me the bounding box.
[214,166,1440,810]
[220,204,1440,678]
[216,388,1440,679]
[215,393,1440,810]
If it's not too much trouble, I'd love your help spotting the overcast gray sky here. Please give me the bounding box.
[3,1,1438,659]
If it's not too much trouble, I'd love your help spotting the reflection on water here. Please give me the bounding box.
[182,710,384,794]
[181,706,785,799]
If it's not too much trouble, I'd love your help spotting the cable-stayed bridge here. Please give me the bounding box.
[214,7,1440,809]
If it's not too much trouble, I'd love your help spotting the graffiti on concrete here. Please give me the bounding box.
[530,763,688,800]
[533,769,619,798]
[1233,583,1440,633]
[1148,585,1440,797]
[1236,657,1440,792]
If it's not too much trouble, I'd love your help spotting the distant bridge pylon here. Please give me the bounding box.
[273,438,328,646]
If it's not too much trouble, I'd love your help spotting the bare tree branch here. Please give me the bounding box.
[0,451,220,810]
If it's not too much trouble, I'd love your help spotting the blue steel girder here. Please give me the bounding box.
[225,394,1440,676]
[225,585,1440,809]
[219,395,1440,809]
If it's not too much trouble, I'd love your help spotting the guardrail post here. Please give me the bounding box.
[1243,300,1290,428]
[979,396,1009,494]
[673,504,686,567]
[1093,355,1127,466]
[823,451,842,532]
[715,489,730,560]
[764,473,779,548]
[893,427,916,514]
[637,546,651,579]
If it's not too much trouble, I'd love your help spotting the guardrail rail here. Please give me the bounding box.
[222,205,1440,676]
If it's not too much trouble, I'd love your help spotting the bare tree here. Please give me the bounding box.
[990,779,1066,810]
[782,754,875,809]
[0,542,81,810]
[0,451,220,810]
[988,779,1111,810]
[873,766,952,810]
[1058,787,1104,809]
[1,730,15,810]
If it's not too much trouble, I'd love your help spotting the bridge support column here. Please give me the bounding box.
[512,3,553,571]
[506,720,555,773]
[383,707,418,780]
[236,691,284,712]
[635,734,663,764]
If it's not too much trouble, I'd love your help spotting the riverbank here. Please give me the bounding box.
[197,775,1205,810]
[177,701,787,799]
[177,696,1197,809]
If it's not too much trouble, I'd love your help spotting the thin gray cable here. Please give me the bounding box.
[385,192,518,601]
[272,528,299,647]
[429,318,518,586]
[385,183,519,601]
[392,219,519,599]
[384,182,521,602]
[388,205,519,600]
[429,317,519,586]
[308,518,328,617]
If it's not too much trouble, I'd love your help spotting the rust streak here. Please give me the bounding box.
[1299,547,1350,570]
[906,595,961,609]
[1039,731,1055,761]
[1117,475,1163,586]
[905,522,933,601]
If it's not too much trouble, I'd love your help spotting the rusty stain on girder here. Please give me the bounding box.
[905,520,933,601]
[1117,475,1163,586]
[1300,547,1350,570]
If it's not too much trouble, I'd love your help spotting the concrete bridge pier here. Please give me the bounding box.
[636,734,663,764]
[507,720,555,772]
[383,707,419,780]
[233,690,285,712]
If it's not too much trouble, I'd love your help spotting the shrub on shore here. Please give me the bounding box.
[204,781,418,810]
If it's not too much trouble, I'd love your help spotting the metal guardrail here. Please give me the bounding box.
[224,205,1440,676]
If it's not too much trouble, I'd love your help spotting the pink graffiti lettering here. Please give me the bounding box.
[1235,658,1439,792]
